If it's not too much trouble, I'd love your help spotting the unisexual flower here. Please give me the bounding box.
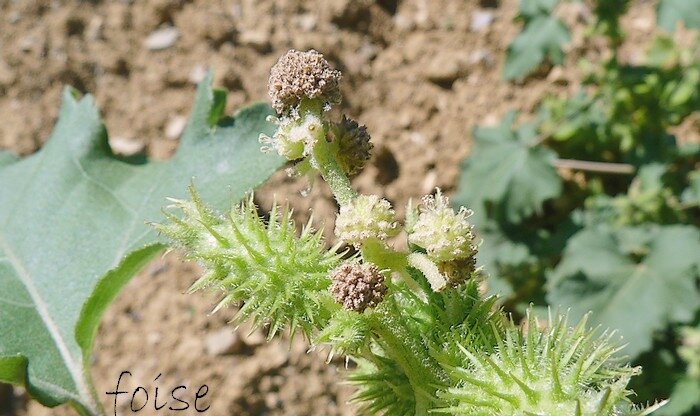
[335,194,399,246]
[259,111,325,160]
[330,262,387,313]
[331,116,373,176]
[408,189,477,263]
[268,49,342,114]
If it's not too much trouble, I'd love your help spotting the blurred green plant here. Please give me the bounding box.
[461,2,700,414]
[504,0,570,80]
[504,0,700,79]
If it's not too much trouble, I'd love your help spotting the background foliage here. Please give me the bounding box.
[456,0,700,413]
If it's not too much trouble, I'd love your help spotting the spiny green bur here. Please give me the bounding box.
[155,186,343,340]
[437,312,650,416]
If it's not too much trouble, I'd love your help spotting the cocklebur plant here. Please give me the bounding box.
[156,49,665,415]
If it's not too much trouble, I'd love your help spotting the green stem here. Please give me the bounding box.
[362,239,425,297]
[407,252,447,292]
[310,135,356,206]
[371,298,445,414]
[298,99,356,205]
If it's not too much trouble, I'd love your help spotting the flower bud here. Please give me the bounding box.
[268,49,342,114]
[437,256,479,289]
[335,195,399,246]
[260,111,324,160]
[408,189,477,262]
[330,262,386,312]
[332,116,373,176]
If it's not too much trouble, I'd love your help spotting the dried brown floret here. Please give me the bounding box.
[332,116,373,176]
[437,256,478,289]
[330,262,387,313]
[268,49,342,114]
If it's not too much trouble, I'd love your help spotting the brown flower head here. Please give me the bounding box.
[268,49,342,114]
[332,116,373,176]
[437,256,479,289]
[330,262,387,313]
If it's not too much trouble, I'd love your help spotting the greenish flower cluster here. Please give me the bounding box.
[156,49,664,415]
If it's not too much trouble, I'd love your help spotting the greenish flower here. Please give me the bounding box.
[335,194,399,246]
[408,189,477,262]
[260,110,325,160]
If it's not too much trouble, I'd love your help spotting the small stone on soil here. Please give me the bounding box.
[165,116,187,140]
[393,14,416,31]
[205,328,244,356]
[86,16,104,41]
[296,13,318,31]
[547,66,568,85]
[110,136,145,156]
[0,60,15,87]
[422,170,438,194]
[470,10,494,32]
[423,51,469,84]
[188,64,208,84]
[144,26,180,50]
[238,30,271,52]
[469,49,495,67]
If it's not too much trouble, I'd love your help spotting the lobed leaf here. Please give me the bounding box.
[547,225,700,357]
[657,0,700,32]
[453,111,562,224]
[504,15,570,80]
[0,75,283,414]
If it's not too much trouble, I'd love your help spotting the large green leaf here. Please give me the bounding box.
[0,75,283,414]
[0,151,17,168]
[656,377,700,415]
[453,111,562,224]
[504,15,570,80]
[657,0,700,32]
[547,225,700,357]
[474,226,532,299]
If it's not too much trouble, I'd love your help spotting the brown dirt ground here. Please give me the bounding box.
[1,0,690,415]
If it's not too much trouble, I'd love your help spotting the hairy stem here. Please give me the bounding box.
[371,299,444,414]
[407,252,447,292]
[310,133,356,206]
[361,239,426,297]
